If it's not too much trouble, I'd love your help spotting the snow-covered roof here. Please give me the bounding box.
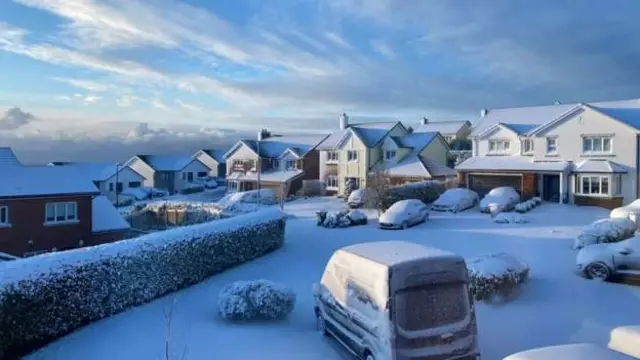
[380,156,430,177]
[228,134,329,159]
[198,149,226,163]
[503,343,630,360]
[92,195,131,233]
[49,162,128,182]
[414,120,470,135]
[393,131,439,150]
[0,147,20,167]
[139,154,193,171]
[318,121,401,149]
[340,241,458,266]
[377,132,454,178]
[0,166,99,198]
[456,156,571,172]
[500,123,540,135]
[422,158,457,177]
[471,98,640,137]
[227,169,304,183]
[572,159,628,173]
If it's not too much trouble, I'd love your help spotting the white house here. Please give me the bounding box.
[457,99,640,209]
[192,149,227,178]
[48,162,146,202]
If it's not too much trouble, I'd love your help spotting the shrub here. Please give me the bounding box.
[466,253,530,302]
[515,199,538,213]
[380,181,445,212]
[180,185,205,195]
[218,280,296,321]
[493,213,527,224]
[0,209,287,359]
[574,217,636,249]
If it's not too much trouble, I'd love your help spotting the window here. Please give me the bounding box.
[582,136,612,154]
[326,151,339,162]
[488,140,510,153]
[45,202,78,224]
[579,175,610,196]
[271,159,280,168]
[0,206,8,225]
[616,175,623,195]
[394,283,467,330]
[181,172,187,180]
[326,175,339,189]
[129,181,141,188]
[197,172,208,178]
[444,135,454,142]
[384,150,396,161]
[522,139,534,154]
[228,181,238,192]
[546,137,558,154]
[116,182,123,192]
[286,160,297,170]
[345,177,361,189]
[347,150,358,162]
[109,183,114,192]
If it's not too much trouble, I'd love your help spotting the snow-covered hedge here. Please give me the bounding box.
[574,218,636,249]
[0,209,287,359]
[217,189,277,207]
[180,184,205,195]
[466,253,530,302]
[493,213,527,224]
[218,280,296,321]
[380,181,445,211]
[514,198,540,213]
[318,210,368,228]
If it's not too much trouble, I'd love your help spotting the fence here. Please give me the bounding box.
[123,207,226,231]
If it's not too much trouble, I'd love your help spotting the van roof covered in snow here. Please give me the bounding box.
[340,241,459,267]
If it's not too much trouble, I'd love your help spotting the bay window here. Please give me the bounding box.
[488,140,510,153]
[582,135,612,154]
[45,202,78,224]
[578,175,610,196]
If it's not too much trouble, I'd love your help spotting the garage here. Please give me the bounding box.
[468,174,522,198]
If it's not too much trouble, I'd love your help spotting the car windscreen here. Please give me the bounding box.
[394,282,467,331]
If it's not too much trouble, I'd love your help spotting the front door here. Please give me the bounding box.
[543,174,560,202]
[187,172,194,182]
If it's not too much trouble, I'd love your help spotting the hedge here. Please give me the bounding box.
[0,208,287,359]
[466,253,530,302]
[380,181,445,211]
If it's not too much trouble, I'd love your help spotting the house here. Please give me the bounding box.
[414,118,472,143]
[192,149,227,179]
[457,99,640,209]
[47,162,146,203]
[318,113,456,195]
[124,152,217,194]
[0,165,130,257]
[224,132,330,199]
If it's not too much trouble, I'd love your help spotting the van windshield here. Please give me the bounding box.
[394,282,467,331]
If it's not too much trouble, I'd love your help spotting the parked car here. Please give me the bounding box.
[611,199,640,229]
[576,236,640,281]
[378,199,429,229]
[347,189,369,208]
[432,188,479,213]
[313,241,479,360]
[479,187,520,213]
[503,343,633,360]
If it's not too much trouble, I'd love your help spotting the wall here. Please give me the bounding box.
[194,152,221,177]
[476,126,521,156]
[337,131,368,195]
[0,194,93,257]
[456,122,472,140]
[421,136,449,165]
[302,150,320,180]
[225,144,259,175]
[533,107,637,204]
[100,167,146,202]
[126,158,155,188]
[175,159,210,191]
[154,171,175,193]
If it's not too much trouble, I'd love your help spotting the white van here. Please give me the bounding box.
[313,241,479,360]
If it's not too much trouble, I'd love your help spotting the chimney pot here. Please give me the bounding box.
[480,108,488,117]
[421,117,429,125]
[340,113,349,130]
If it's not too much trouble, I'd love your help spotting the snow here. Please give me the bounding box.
[92,196,130,232]
[121,187,150,201]
[421,158,457,177]
[341,241,457,266]
[217,189,277,207]
[573,159,628,174]
[380,155,430,177]
[610,200,640,227]
[48,162,127,182]
[493,213,527,224]
[347,188,368,204]
[456,156,571,172]
[0,165,99,197]
[480,187,520,212]
[433,188,477,207]
[414,120,469,135]
[574,218,636,249]
[608,326,640,358]
[22,200,640,360]
[140,154,193,171]
[319,122,398,149]
[227,169,303,183]
[503,343,633,360]
[218,280,296,321]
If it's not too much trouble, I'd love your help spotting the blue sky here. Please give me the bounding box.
[1,0,640,161]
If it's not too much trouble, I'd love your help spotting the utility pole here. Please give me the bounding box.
[257,138,261,206]
[115,162,120,206]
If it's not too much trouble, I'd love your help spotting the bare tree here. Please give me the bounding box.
[164,296,189,360]
[365,168,391,214]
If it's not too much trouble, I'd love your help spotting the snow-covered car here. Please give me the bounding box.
[576,236,640,281]
[431,188,479,213]
[611,199,640,229]
[378,199,429,229]
[479,187,520,213]
[347,189,369,208]
[503,343,633,360]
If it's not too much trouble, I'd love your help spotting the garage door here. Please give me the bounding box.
[468,174,521,198]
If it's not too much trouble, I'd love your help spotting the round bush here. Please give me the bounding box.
[218,280,296,321]
[466,253,530,303]
[574,218,636,249]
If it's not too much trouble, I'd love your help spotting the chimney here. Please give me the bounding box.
[257,130,263,141]
[257,128,270,141]
[339,112,349,130]
[480,108,488,117]
[421,117,429,125]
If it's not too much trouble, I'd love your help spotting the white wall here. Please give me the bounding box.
[126,157,155,188]
[194,152,220,177]
[175,159,210,191]
[225,144,259,175]
[477,126,521,156]
[101,166,146,201]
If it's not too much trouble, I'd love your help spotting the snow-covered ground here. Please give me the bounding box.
[27,198,640,360]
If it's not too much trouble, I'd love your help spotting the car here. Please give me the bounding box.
[431,188,479,213]
[479,187,520,213]
[610,199,640,229]
[576,236,640,281]
[503,343,633,360]
[378,199,429,229]
[347,189,369,208]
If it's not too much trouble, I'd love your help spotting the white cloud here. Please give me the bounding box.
[371,40,396,60]
[151,98,170,111]
[50,77,114,92]
[116,95,144,107]
[0,107,36,130]
[175,99,202,112]
[83,94,102,104]
[323,31,352,49]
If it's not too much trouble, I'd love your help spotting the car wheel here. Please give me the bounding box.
[316,313,328,336]
[365,353,375,360]
[453,205,459,213]
[585,262,612,281]
[401,221,408,230]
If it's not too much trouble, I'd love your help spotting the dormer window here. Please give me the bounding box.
[385,150,396,161]
[488,140,510,154]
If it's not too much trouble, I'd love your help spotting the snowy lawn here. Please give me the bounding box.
[27,198,640,360]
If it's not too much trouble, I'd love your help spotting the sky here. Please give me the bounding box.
[1,0,640,162]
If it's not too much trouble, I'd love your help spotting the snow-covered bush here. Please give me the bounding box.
[320,210,368,228]
[347,210,368,226]
[574,218,636,249]
[380,181,445,211]
[134,201,227,229]
[122,188,151,201]
[466,253,530,302]
[0,209,287,359]
[515,199,539,213]
[180,184,205,195]
[532,197,542,205]
[218,280,296,321]
[493,213,527,224]
[217,189,277,207]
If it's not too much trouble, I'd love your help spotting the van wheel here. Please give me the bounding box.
[316,313,328,336]
[401,221,408,230]
[364,350,374,360]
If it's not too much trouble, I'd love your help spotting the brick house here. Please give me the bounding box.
[0,165,130,257]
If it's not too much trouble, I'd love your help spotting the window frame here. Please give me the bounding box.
[582,135,613,155]
[521,138,534,154]
[0,206,8,225]
[197,171,208,178]
[347,150,359,162]
[326,175,339,189]
[285,159,297,170]
[384,150,396,161]
[488,139,511,154]
[577,175,611,197]
[45,202,78,224]
[326,151,339,162]
[128,181,141,188]
[546,137,558,155]
[228,181,238,192]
